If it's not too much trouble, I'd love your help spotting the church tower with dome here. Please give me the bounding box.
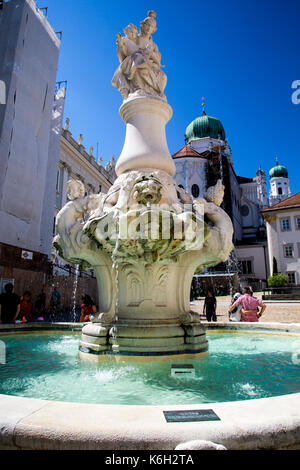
[172,103,266,244]
[269,157,292,206]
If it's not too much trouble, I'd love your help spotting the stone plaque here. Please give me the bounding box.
[163,409,220,423]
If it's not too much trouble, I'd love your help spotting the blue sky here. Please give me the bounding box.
[40,0,300,193]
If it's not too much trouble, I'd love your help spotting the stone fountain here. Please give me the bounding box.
[53,11,233,361]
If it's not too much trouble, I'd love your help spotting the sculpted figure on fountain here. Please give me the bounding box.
[112,11,167,101]
[53,180,104,269]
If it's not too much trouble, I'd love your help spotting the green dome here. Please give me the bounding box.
[269,162,288,180]
[185,112,226,143]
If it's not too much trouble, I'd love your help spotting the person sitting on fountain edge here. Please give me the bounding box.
[228,287,266,322]
[18,291,33,323]
[80,295,97,323]
[203,290,217,322]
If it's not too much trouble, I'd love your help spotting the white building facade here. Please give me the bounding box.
[0,0,62,257]
[55,121,114,216]
[52,119,115,270]
[262,193,300,285]
[0,0,115,290]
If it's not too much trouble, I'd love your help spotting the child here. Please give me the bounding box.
[80,295,97,323]
[19,291,33,322]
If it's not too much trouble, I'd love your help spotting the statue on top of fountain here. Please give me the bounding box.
[112,10,167,101]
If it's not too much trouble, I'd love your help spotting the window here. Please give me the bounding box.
[295,217,300,230]
[42,83,48,112]
[65,169,71,204]
[178,184,184,189]
[287,272,296,285]
[56,166,64,210]
[240,260,253,275]
[281,218,290,231]
[284,244,294,258]
[191,184,200,198]
[278,187,282,195]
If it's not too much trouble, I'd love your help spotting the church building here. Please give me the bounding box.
[172,105,292,291]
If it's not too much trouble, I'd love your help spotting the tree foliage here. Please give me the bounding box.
[268,274,289,287]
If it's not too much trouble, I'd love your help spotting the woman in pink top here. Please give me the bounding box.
[228,287,266,322]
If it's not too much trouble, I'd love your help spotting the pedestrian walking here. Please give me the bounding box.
[0,283,20,324]
[34,289,46,320]
[228,292,242,322]
[203,290,217,322]
[50,287,61,316]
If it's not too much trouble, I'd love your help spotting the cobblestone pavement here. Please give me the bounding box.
[191,294,300,323]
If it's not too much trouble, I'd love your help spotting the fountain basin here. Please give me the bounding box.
[1,322,300,450]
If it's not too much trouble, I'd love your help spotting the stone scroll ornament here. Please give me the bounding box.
[53,11,234,361]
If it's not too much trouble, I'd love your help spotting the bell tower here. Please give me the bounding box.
[269,157,291,206]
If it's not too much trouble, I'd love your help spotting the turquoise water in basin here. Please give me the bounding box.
[0,331,300,405]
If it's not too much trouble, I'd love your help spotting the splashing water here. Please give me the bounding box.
[71,264,80,322]
[227,249,241,274]
[226,249,241,293]
[111,217,120,338]
[218,137,224,183]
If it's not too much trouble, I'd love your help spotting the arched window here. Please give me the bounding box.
[178,184,184,189]
[278,187,282,195]
[191,184,200,198]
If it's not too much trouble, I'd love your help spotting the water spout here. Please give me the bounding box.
[71,264,80,322]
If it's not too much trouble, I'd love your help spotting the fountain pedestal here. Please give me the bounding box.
[116,97,175,177]
[79,253,209,361]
